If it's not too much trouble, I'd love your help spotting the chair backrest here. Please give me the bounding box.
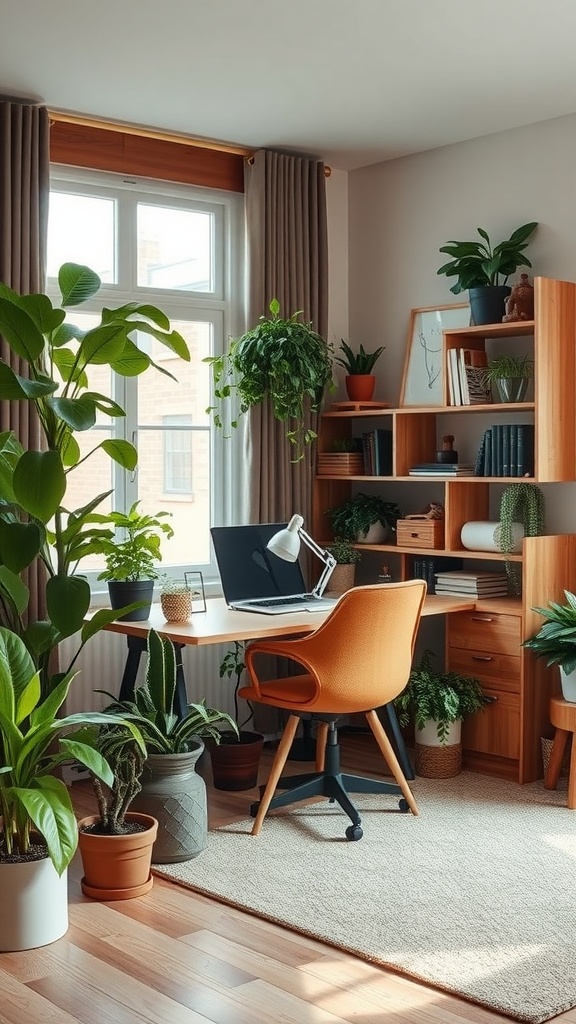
[277,580,426,714]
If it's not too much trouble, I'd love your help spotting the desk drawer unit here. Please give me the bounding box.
[448,648,521,693]
[447,611,521,656]
[462,688,520,760]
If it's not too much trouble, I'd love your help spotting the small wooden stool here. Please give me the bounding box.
[544,697,576,808]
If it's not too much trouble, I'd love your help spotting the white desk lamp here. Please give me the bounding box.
[267,514,337,597]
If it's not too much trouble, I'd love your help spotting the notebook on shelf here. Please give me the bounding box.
[211,524,337,615]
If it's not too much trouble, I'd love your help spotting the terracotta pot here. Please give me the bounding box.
[77,812,158,900]
[208,731,264,791]
[345,374,376,402]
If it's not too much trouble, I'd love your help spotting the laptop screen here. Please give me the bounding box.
[211,524,307,604]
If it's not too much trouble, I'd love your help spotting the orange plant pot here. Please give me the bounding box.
[345,374,376,402]
[77,812,158,900]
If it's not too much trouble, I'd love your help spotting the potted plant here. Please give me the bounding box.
[317,437,365,476]
[207,641,264,791]
[394,649,491,777]
[326,492,400,544]
[0,262,190,696]
[437,222,538,324]
[204,298,334,460]
[99,628,238,862]
[482,353,534,403]
[325,538,361,593]
[335,339,385,402]
[523,591,576,702]
[0,626,136,948]
[91,501,174,621]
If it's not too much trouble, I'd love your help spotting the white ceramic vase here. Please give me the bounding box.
[0,857,68,951]
[357,522,387,544]
[416,719,462,747]
[559,666,576,703]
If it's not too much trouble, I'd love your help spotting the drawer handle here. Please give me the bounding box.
[472,655,494,662]
[471,615,494,622]
[411,532,418,538]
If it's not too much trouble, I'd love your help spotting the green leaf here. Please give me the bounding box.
[0,566,30,615]
[0,299,45,362]
[58,263,101,307]
[46,575,91,636]
[18,294,65,334]
[109,338,151,376]
[0,520,43,573]
[80,323,129,365]
[52,347,89,388]
[100,438,138,471]
[16,779,77,875]
[46,395,97,431]
[0,362,57,400]
[13,450,66,522]
[83,392,125,417]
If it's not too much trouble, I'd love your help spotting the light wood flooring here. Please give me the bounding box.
[1,733,575,1024]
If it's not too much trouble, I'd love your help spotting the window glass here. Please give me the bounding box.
[47,192,116,282]
[137,203,213,292]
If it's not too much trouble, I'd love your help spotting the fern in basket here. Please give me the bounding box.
[394,650,491,744]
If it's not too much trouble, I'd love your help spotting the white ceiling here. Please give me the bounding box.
[3,0,576,171]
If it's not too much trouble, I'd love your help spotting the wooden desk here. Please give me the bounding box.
[95,594,475,778]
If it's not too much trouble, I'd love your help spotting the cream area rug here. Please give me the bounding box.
[153,772,576,1023]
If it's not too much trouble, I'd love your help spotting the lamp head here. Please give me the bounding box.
[266,515,304,562]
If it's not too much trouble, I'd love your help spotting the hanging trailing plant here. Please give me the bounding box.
[204,299,335,460]
[498,483,545,593]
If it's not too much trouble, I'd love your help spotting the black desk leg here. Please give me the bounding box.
[118,635,188,719]
[118,635,146,701]
[380,702,415,780]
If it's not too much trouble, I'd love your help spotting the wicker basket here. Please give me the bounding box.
[541,736,571,778]
[415,741,462,778]
[160,591,192,622]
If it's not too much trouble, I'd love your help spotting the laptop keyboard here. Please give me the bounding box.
[249,595,312,607]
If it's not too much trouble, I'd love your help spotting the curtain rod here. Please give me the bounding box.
[49,110,331,176]
[48,110,252,157]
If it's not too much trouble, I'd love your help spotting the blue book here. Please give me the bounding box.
[375,429,393,475]
[502,424,511,477]
[484,429,493,476]
[517,424,535,476]
[509,424,518,478]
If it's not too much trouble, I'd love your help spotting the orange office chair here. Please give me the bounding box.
[239,579,426,841]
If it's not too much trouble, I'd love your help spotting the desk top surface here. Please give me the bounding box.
[94,594,476,647]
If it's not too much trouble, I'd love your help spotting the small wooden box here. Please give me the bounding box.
[317,453,365,476]
[396,518,444,550]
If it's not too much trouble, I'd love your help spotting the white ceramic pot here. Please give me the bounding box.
[560,666,576,703]
[0,856,68,951]
[416,719,462,747]
[357,522,387,544]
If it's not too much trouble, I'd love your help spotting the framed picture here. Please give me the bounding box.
[400,303,470,406]
[184,571,207,613]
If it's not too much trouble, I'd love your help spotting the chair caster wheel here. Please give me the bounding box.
[398,798,410,813]
[249,803,260,818]
[345,824,363,841]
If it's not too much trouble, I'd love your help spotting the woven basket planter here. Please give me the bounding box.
[160,591,192,622]
[416,741,462,778]
[541,735,570,778]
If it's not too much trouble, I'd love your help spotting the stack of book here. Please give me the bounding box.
[412,557,463,594]
[447,348,491,406]
[474,424,534,477]
[434,570,509,598]
[409,463,474,477]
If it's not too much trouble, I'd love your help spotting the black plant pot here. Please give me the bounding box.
[107,579,154,621]
[469,285,511,326]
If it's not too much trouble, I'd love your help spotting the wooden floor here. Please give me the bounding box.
[2,734,575,1024]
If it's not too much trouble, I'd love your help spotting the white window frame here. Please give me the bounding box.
[48,165,246,591]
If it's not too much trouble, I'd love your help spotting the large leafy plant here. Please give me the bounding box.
[437,222,538,294]
[523,591,576,673]
[395,649,491,743]
[0,263,190,695]
[0,627,140,874]
[205,298,334,459]
[97,628,238,753]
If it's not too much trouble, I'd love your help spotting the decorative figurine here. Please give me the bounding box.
[436,434,458,464]
[503,273,535,322]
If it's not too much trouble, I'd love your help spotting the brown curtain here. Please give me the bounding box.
[243,149,328,537]
[0,97,50,620]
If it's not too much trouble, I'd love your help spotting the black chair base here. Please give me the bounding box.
[249,721,409,840]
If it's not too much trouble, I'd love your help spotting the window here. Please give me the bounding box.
[47,167,244,581]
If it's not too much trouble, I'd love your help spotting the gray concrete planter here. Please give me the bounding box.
[131,742,207,862]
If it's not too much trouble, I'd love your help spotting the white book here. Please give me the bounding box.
[458,348,470,404]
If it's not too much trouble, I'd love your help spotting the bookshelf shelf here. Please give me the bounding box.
[314,277,576,784]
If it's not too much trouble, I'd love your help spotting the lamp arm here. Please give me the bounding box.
[299,528,337,597]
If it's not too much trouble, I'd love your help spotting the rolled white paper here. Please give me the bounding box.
[460,520,524,553]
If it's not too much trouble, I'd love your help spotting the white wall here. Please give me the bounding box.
[326,168,350,400]
[346,110,576,534]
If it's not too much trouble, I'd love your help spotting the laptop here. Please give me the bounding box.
[211,523,337,615]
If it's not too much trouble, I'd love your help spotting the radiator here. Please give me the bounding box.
[60,630,238,719]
